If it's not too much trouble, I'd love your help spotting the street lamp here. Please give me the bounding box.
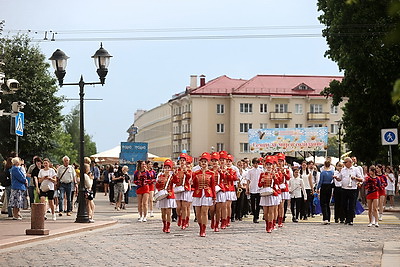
[336,120,343,160]
[49,43,112,223]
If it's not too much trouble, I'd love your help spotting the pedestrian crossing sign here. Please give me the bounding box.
[15,112,24,136]
[381,128,398,145]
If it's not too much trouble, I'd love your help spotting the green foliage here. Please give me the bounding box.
[64,105,97,160]
[317,0,400,165]
[0,34,63,160]
[327,136,339,158]
[47,126,78,164]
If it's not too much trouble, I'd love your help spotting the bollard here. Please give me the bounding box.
[26,203,49,235]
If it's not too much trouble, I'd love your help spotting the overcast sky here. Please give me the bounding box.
[1,0,341,153]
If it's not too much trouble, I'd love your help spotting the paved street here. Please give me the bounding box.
[0,194,399,266]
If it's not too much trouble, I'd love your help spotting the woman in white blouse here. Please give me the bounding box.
[38,158,57,221]
[289,168,307,222]
[299,161,313,220]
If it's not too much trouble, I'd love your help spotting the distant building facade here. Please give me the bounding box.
[128,74,345,160]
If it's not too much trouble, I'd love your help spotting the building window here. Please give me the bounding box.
[260,104,268,113]
[330,124,338,134]
[295,124,303,128]
[240,123,252,133]
[217,123,225,133]
[217,143,224,151]
[310,104,323,113]
[240,143,250,153]
[275,104,288,113]
[275,123,288,128]
[260,123,268,129]
[240,103,253,113]
[309,124,323,127]
[217,104,225,114]
[295,104,303,114]
[330,105,338,114]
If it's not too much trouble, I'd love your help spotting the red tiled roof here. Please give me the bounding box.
[190,74,342,97]
[190,75,248,95]
[233,75,342,96]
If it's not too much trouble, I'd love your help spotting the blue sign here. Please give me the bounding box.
[384,131,396,143]
[15,112,24,136]
[381,129,398,145]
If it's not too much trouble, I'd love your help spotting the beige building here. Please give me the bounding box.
[128,74,345,161]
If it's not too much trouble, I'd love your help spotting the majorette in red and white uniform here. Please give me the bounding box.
[258,155,278,233]
[192,152,216,237]
[275,152,290,227]
[155,159,177,233]
[172,152,193,229]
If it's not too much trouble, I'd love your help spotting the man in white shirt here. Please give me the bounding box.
[245,158,262,223]
[336,157,363,225]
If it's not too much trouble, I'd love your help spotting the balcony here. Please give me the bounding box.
[269,112,292,120]
[182,132,191,139]
[182,112,191,120]
[173,114,182,122]
[307,112,329,121]
[173,133,182,140]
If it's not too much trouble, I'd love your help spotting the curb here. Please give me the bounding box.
[0,220,117,250]
[381,241,400,267]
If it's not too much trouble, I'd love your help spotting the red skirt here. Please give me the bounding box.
[366,191,379,200]
[148,184,155,192]
[136,185,150,194]
[378,188,386,196]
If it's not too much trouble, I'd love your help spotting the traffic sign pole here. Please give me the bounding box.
[16,135,18,157]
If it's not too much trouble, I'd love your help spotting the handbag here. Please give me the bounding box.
[40,183,51,192]
[215,185,222,193]
[154,173,172,202]
[123,180,129,193]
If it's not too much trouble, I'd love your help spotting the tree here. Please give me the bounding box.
[317,0,400,164]
[47,126,78,164]
[0,34,63,160]
[64,105,97,159]
[327,136,339,158]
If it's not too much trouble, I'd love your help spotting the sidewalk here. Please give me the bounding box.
[0,193,119,250]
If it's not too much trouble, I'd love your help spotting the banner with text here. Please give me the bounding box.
[248,127,328,153]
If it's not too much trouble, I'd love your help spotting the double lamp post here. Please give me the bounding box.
[49,43,112,223]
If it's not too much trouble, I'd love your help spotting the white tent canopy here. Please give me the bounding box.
[305,156,339,165]
[90,145,161,164]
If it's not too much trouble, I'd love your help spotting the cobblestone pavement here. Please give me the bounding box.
[0,212,399,267]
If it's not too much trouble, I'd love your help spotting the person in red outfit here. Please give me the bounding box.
[133,160,151,222]
[155,159,177,233]
[146,161,157,218]
[364,165,380,227]
[173,153,192,230]
[276,153,290,227]
[222,153,238,227]
[375,164,387,221]
[192,152,216,237]
[259,155,278,233]
[209,152,226,232]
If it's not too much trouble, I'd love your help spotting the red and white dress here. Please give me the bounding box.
[365,176,380,200]
[173,168,193,202]
[223,168,238,201]
[156,173,177,209]
[377,174,387,197]
[134,170,151,194]
[214,169,227,203]
[192,169,216,206]
[259,171,277,207]
[277,167,291,200]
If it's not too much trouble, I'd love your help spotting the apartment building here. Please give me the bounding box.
[128,74,345,160]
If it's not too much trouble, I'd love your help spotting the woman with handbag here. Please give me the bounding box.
[38,158,57,221]
[133,160,151,222]
[155,159,176,233]
[258,155,278,233]
[192,152,216,237]
[172,153,192,230]
[83,163,95,223]
[112,166,125,211]
[8,157,28,220]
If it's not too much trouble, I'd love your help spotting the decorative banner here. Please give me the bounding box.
[248,127,328,153]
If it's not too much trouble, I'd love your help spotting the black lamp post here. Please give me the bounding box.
[49,43,112,223]
[336,120,343,160]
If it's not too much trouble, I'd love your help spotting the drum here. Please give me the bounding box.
[174,185,185,193]
[154,189,169,201]
[260,187,273,197]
